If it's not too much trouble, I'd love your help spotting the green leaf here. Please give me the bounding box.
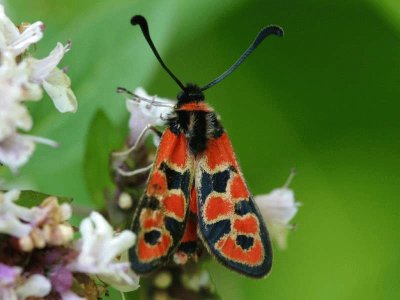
[18,190,72,208]
[83,110,123,208]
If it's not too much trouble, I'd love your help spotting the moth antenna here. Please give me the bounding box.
[131,15,186,90]
[200,25,284,91]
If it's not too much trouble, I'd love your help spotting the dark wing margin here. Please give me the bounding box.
[129,129,193,274]
[196,132,272,278]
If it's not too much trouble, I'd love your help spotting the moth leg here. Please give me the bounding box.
[112,124,159,157]
[116,163,153,177]
[112,124,160,177]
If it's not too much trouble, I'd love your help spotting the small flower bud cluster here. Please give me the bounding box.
[0,191,139,299]
[19,196,74,251]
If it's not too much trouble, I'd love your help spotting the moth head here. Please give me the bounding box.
[177,84,205,104]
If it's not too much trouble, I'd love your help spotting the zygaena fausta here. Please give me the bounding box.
[124,15,283,278]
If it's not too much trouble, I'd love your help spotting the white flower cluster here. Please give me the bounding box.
[0,190,74,250]
[68,212,139,293]
[0,191,139,299]
[0,4,77,172]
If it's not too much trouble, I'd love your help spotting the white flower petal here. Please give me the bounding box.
[98,251,139,292]
[269,223,291,250]
[42,68,77,113]
[0,5,20,50]
[1,190,30,220]
[0,4,44,56]
[0,97,33,140]
[29,42,66,81]
[257,188,298,225]
[0,213,32,237]
[16,274,51,299]
[99,268,140,292]
[127,101,150,144]
[255,187,299,250]
[89,211,113,240]
[0,54,43,102]
[126,87,174,145]
[9,21,44,56]
[0,134,35,171]
[0,263,21,286]
[101,231,136,266]
[25,42,77,113]
[68,212,139,291]
[2,190,21,201]
[0,190,35,237]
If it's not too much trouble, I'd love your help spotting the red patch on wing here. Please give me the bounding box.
[233,215,259,235]
[217,236,263,266]
[142,210,164,229]
[163,193,185,219]
[146,171,167,195]
[138,233,172,261]
[181,217,197,243]
[204,196,234,222]
[169,134,188,167]
[205,133,237,170]
[230,175,250,199]
[155,130,177,166]
[155,130,189,168]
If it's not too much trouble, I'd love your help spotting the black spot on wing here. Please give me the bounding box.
[181,170,191,199]
[177,241,197,254]
[234,199,253,216]
[160,162,182,190]
[200,167,234,201]
[200,170,213,202]
[202,220,231,245]
[144,230,161,245]
[159,163,191,198]
[147,196,160,210]
[212,169,231,193]
[236,235,254,250]
[165,217,184,243]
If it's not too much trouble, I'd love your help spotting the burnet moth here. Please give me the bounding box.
[124,15,283,278]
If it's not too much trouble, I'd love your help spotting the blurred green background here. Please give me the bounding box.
[3,0,400,299]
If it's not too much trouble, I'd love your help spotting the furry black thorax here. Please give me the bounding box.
[168,84,224,156]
